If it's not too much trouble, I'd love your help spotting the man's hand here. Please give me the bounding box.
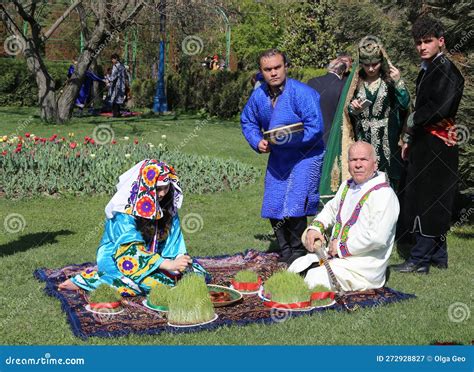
[258,139,270,153]
[401,143,410,161]
[305,229,326,253]
[328,240,338,257]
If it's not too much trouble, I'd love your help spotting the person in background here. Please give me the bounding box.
[241,49,324,265]
[393,16,464,274]
[67,57,106,111]
[348,37,410,189]
[307,56,351,144]
[107,53,127,117]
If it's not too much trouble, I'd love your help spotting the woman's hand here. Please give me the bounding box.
[401,143,410,161]
[162,255,192,272]
[389,64,401,82]
[350,99,363,111]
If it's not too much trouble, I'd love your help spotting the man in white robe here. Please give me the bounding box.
[288,141,399,291]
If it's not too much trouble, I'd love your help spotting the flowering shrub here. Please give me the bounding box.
[0,133,257,198]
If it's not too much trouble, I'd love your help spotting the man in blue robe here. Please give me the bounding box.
[241,49,324,264]
[67,60,105,110]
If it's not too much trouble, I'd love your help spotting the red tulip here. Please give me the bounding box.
[14,147,21,153]
[1,150,7,156]
[25,133,31,138]
[111,140,117,145]
[69,142,77,149]
[134,139,138,144]
[89,139,95,145]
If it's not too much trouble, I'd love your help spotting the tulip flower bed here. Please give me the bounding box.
[0,133,257,198]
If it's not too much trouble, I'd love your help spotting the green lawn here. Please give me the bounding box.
[0,107,472,345]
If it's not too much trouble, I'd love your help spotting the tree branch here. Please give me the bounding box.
[0,4,25,39]
[76,3,90,41]
[28,0,44,18]
[117,0,132,21]
[117,0,145,31]
[12,0,36,25]
[43,0,83,41]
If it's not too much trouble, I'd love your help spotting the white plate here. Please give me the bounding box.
[168,313,218,328]
[142,299,168,312]
[312,299,336,309]
[258,287,336,310]
[85,304,124,315]
[229,284,262,295]
[269,305,315,312]
[258,286,270,301]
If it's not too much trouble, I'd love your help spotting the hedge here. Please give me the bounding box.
[129,66,326,118]
[0,58,70,106]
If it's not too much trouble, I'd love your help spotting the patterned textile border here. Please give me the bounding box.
[34,249,416,339]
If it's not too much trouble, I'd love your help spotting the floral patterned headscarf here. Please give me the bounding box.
[104,160,183,220]
[126,160,182,220]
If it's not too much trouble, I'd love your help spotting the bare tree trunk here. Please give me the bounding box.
[24,41,58,122]
[56,84,78,123]
[2,0,145,124]
[56,35,104,123]
[39,89,58,122]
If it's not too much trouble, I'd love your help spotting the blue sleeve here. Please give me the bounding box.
[86,70,104,82]
[160,214,187,259]
[241,94,263,153]
[67,65,74,78]
[293,86,324,147]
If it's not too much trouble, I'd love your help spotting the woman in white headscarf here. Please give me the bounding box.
[59,160,209,295]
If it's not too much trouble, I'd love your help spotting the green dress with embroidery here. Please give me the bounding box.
[349,78,410,187]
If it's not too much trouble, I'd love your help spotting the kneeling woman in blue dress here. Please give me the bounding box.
[59,159,209,295]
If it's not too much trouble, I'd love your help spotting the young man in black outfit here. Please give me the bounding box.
[393,16,464,274]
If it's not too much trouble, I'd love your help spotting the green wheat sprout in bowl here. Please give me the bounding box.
[310,284,334,306]
[89,284,122,303]
[148,284,171,308]
[264,271,311,304]
[234,270,259,283]
[167,274,215,325]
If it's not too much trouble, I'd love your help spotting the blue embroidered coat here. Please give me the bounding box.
[241,78,324,219]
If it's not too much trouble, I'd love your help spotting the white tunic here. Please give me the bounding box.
[288,172,399,291]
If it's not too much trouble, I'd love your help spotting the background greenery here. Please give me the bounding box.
[0,108,472,345]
